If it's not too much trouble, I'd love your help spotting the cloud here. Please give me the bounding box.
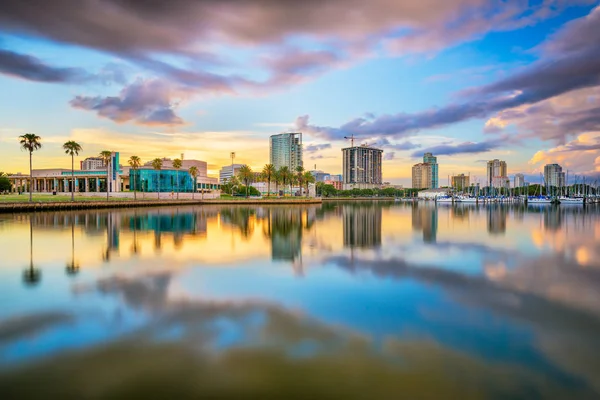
[529,132,600,176]
[0,48,127,85]
[296,5,600,142]
[70,79,185,126]
[383,152,396,161]
[412,138,505,157]
[304,143,332,153]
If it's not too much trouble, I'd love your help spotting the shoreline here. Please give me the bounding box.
[0,198,322,213]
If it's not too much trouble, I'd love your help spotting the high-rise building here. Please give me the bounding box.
[423,153,439,188]
[412,163,432,189]
[81,157,105,171]
[451,174,470,190]
[487,159,508,188]
[219,164,244,184]
[544,164,565,187]
[514,173,525,188]
[342,145,383,190]
[270,132,303,171]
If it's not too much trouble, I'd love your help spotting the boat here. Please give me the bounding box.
[436,196,454,203]
[558,196,584,204]
[458,195,478,203]
[528,196,553,204]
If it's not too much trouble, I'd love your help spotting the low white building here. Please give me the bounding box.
[417,188,449,199]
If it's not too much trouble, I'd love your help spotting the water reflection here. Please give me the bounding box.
[1,203,600,398]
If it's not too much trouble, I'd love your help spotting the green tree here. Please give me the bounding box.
[19,133,42,202]
[189,166,198,200]
[273,169,282,197]
[303,171,315,197]
[62,141,83,202]
[128,155,141,201]
[237,165,254,198]
[262,164,275,197]
[172,158,182,199]
[151,158,163,199]
[0,172,11,192]
[100,150,113,201]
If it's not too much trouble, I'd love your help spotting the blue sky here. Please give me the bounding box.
[1,1,599,186]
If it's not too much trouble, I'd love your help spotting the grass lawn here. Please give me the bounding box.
[0,194,131,203]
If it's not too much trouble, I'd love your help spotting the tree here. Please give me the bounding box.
[237,165,254,198]
[19,133,42,202]
[100,150,113,201]
[62,141,82,202]
[279,166,290,196]
[273,170,281,197]
[173,158,182,199]
[262,164,275,197]
[128,155,141,201]
[151,158,163,199]
[0,172,11,192]
[303,171,315,197]
[189,166,198,200]
[296,165,305,196]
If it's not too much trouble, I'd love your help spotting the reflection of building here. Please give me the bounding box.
[412,163,432,189]
[219,164,244,184]
[544,164,565,187]
[270,132,303,170]
[423,152,439,188]
[514,174,525,188]
[411,203,438,243]
[343,204,382,248]
[451,174,470,191]
[543,208,562,231]
[487,159,508,189]
[261,208,306,262]
[342,145,383,190]
[487,205,507,235]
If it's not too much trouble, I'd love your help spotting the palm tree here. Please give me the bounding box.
[238,165,254,198]
[128,155,141,201]
[262,164,275,197]
[189,166,198,200]
[62,141,82,202]
[279,166,290,197]
[173,158,182,199]
[151,158,163,199]
[18,133,42,202]
[296,165,305,196]
[273,170,281,197]
[100,151,112,201]
[303,171,315,197]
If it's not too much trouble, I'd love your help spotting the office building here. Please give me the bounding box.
[451,174,470,191]
[219,164,244,184]
[270,132,303,171]
[423,152,439,188]
[81,157,105,171]
[487,159,508,189]
[544,163,565,187]
[514,173,525,188]
[412,163,432,189]
[342,144,383,190]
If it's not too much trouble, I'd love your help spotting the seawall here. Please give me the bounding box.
[0,198,322,214]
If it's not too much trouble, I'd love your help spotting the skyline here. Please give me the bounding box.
[1,1,600,186]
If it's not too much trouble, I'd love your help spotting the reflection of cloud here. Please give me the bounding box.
[0,312,73,344]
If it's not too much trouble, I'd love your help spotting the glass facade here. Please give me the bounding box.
[130,169,194,192]
[130,169,221,192]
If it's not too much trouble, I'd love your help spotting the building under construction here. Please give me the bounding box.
[342,144,383,190]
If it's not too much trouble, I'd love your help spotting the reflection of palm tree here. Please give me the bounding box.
[131,212,140,255]
[23,217,41,286]
[66,216,80,276]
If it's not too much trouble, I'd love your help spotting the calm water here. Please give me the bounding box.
[1,201,600,398]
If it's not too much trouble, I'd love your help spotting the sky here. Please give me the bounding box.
[0,0,599,187]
